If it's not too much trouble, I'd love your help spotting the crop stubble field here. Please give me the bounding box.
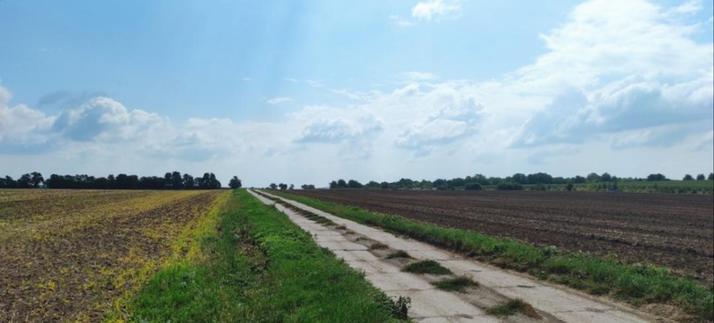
[0,189,224,322]
[292,190,714,284]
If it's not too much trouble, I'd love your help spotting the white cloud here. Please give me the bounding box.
[672,0,701,15]
[266,97,293,105]
[411,0,461,21]
[0,87,55,152]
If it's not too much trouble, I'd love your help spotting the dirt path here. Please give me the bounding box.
[250,190,660,323]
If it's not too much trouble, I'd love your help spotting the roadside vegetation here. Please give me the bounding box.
[432,276,478,292]
[402,260,452,275]
[486,299,540,318]
[273,191,714,321]
[124,190,404,322]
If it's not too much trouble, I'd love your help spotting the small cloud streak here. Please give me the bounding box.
[266,97,293,105]
[411,0,461,21]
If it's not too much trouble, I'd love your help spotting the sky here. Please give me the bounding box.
[0,0,712,187]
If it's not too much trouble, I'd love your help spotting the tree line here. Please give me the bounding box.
[0,171,244,189]
[320,171,714,191]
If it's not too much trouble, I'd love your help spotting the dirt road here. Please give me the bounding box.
[250,190,659,323]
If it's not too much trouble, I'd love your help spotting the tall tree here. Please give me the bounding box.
[30,172,44,188]
[229,176,242,189]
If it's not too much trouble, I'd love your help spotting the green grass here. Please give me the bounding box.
[126,190,404,322]
[386,250,413,259]
[274,191,714,321]
[402,260,452,275]
[486,299,539,318]
[432,276,478,292]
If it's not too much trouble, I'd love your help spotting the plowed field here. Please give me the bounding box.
[0,189,225,322]
[291,190,714,284]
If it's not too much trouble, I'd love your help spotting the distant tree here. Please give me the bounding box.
[16,173,32,188]
[572,175,586,184]
[208,173,220,188]
[566,183,574,191]
[396,178,414,189]
[289,184,294,190]
[337,179,347,188]
[183,174,195,188]
[0,176,16,188]
[278,183,288,191]
[526,172,553,184]
[347,179,363,188]
[696,174,706,181]
[586,173,601,182]
[683,174,694,181]
[269,183,277,190]
[709,173,714,181]
[229,176,242,189]
[464,182,482,191]
[380,181,390,189]
[432,179,448,190]
[646,173,667,181]
[164,172,173,188]
[497,182,523,190]
[171,171,184,189]
[329,180,337,189]
[365,181,380,189]
[600,172,612,182]
[301,184,316,190]
[30,172,44,188]
[511,173,527,184]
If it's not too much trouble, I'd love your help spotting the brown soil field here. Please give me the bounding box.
[291,189,714,284]
[0,189,225,322]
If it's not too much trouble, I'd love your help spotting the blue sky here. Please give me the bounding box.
[1,0,712,186]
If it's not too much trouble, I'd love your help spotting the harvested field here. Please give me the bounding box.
[0,189,225,322]
[291,190,714,284]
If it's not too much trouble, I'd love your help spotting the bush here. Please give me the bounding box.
[464,182,482,191]
[497,183,523,190]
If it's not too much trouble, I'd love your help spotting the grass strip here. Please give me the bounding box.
[386,250,413,259]
[124,190,404,322]
[432,276,478,292]
[486,299,540,318]
[402,260,452,275]
[274,191,714,321]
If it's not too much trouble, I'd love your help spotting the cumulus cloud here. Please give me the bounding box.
[294,106,382,143]
[0,86,55,152]
[511,0,713,147]
[52,97,167,142]
[411,0,461,21]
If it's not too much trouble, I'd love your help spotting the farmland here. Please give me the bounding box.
[288,189,714,284]
[0,189,404,322]
[0,189,225,322]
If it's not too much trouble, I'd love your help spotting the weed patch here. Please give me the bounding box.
[486,299,540,318]
[386,250,412,259]
[432,276,478,292]
[402,260,452,275]
[369,242,390,250]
